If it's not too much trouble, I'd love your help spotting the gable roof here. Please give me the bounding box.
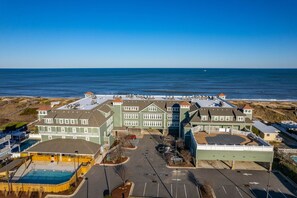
[38,105,51,111]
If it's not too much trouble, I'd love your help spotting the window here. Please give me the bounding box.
[124,121,138,126]
[123,106,139,111]
[106,116,113,126]
[167,107,172,111]
[84,128,88,133]
[61,127,65,132]
[201,116,208,121]
[47,127,51,132]
[59,119,64,124]
[70,119,75,124]
[124,113,138,119]
[148,106,158,111]
[143,114,162,120]
[237,116,244,121]
[143,121,162,127]
[172,114,179,120]
[107,124,113,133]
[172,107,180,112]
[167,121,179,127]
[81,119,88,125]
[73,127,76,133]
[86,136,90,141]
[48,135,52,140]
[220,116,224,121]
[45,118,53,124]
[213,116,219,121]
[65,119,69,124]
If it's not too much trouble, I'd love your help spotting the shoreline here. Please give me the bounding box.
[1,95,297,102]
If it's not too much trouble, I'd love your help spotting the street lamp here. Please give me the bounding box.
[85,177,89,198]
[266,170,271,198]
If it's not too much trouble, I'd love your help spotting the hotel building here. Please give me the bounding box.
[36,92,253,147]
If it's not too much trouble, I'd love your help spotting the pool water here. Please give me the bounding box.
[17,170,74,184]
[12,139,39,152]
[291,155,297,163]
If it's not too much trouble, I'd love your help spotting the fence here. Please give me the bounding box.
[0,162,91,196]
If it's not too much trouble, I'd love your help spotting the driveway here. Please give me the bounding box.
[73,134,297,198]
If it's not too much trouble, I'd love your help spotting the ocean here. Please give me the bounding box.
[0,68,296,100]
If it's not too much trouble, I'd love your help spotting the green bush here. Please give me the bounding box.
[20,108,38,115]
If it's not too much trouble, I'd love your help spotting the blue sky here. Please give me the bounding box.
[0,0,297,68]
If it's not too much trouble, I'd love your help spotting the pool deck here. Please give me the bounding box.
[30,161,77,171]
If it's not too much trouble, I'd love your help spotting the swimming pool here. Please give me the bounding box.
[17,169,74,184]
[291,155,297,163]
[12,139,39,152]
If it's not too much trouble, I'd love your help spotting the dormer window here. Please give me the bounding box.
[81,119,88,125]
[201,116,208,121]
[59,119,64,124]
[45,118,53,124]
[237,116,244,121]
[65,119,69,124]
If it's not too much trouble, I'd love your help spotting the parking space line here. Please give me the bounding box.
[222,186,227,194]
[157,183,160,197]
[249,187,257,198]
[236,187,244,198]
[143,182,147,197]
[263,188,272,198]
[278,188,288,198]
[184,184,188,198]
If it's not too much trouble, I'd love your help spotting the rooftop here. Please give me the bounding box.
[253,121,280,134]
[194,131,262,146]
[26,139,101,156]
[58,94,232,110]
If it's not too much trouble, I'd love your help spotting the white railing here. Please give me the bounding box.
[0,135,11,144]
[196,144,273,152]
[0,145,11,157]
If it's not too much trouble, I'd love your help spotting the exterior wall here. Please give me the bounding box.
[196,149,274,163]
[112,104,122,127]
[260,132,278,142]
[179,106,189,137]
[38,125,101,144]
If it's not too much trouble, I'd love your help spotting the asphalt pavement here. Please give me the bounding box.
[73,134,297,198]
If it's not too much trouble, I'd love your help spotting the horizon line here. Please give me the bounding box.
[0,67,297,69]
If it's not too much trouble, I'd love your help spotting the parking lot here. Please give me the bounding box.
[72,134,297,198]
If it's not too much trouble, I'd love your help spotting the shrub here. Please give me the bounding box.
[20,108,38,115]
